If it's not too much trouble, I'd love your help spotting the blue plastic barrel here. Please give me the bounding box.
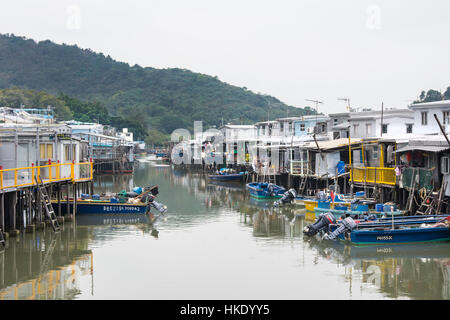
[92,194,100,200]
[110,197,119,203]
[355,191,365,197]
[375,204,384,212]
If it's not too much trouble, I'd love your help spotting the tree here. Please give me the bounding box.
[145,128,169,147]
[422,89,442,102]
[444,86,450,100]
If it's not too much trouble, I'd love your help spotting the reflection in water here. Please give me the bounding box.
[0,223,93,300]
[305,237,450,299]
[1,164,450,299]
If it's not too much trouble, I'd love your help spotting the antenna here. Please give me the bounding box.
[337,98,351,111]
[305,99,323,114]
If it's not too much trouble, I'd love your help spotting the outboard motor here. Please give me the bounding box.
[323,217,357,240]
[147,196,168,214]
[317,191,327,201]
[267,183,275,196]
[303,212,336,237]
[274,189,297,207]
[350,198,360,211]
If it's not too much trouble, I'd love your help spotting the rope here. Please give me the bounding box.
[419,187,428,201]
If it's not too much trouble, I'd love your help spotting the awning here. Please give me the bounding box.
[394,145,450,153]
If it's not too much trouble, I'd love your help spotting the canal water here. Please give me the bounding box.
[1,162,450,300]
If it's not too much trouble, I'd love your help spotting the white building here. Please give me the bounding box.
[117,128,134,143]
[409,100,450,136]
[219,124,256,142]
[347,108,414,139]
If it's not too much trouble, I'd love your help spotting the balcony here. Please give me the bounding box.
[350,166,396,186]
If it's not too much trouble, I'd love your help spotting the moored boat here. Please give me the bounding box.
[209,169,246,182]
[325,215,450,245]
[246,182,286,199]
[51,185,167,215]
[313,206,404,219]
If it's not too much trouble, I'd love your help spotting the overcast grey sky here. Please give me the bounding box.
[0,0,449,114]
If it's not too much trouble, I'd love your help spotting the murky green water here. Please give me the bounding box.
[1,162,450,300]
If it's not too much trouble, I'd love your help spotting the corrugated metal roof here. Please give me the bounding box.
[394,145,450,153]
[306,138,362,150]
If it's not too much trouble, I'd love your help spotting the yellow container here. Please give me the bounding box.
[304,200,317,213]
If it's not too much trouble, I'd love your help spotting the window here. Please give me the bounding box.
[406,123,413,134]
[40,143,53,159]
[442,157,450,174]
[421,111,428,125]
[444,111,450,125]
[288,122,292,132]
[382,124,388,134]
[321,124,326,132]
[373,146,379,160]
[64,145,77,161]
[280,122,284,131]
[353,124,359,134]
[366,123,372,135]
[333,118,338,125]
[300,124,305,131]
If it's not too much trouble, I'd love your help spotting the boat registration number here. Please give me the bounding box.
[103,205,141,212]
[376,236,393,241]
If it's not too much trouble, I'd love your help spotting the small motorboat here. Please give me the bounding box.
[246,182,286,199]
[209,168,247,182]
[313,202,404,219]
[305,213,450,245]
[52,185,167,215]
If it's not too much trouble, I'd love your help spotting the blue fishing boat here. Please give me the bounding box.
[246,182,286,199]
[327,216,450,245]
[314,206,404,219]
[314,198,403,219]
[55,200,149,214]
[51,185,167,215]
[209,172,245,182]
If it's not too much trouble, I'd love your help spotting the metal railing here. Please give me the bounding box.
[350,166,396,185]
[0,161,94,190]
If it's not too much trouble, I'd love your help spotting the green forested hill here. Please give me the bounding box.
[0,34,314,143]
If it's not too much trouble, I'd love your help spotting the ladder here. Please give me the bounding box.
[0,228,5,247]
[298,175,307,196]
[39,235,58,274]
[35,176,60,232]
